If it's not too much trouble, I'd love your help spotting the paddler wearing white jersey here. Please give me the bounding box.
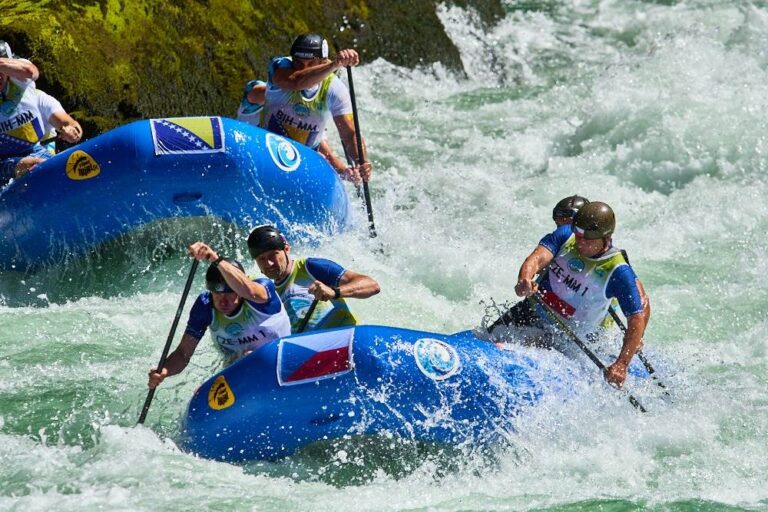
[235,77,349,176]
[502,201,651,388]
[1,40,82,186]
[259,33,373,185]
[147,243,291,390]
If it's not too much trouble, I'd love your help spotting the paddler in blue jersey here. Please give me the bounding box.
[493,201,651,387]
[259,34,372,185]
[147,242,291,390]
[1,40,82,186]
[246,225,381,333]
[491,195,593,333]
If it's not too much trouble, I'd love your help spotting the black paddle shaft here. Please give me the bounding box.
[137,259,200,424]
[344,64,377,238]
[296,298,320,334]
[529,293,647,413]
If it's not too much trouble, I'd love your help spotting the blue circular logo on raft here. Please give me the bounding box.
[413,338,460,381]
[568,258,585,272]
[266,132,301,172]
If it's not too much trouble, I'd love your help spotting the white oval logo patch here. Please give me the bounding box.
[266,132,301,172]
[413,338,460,381]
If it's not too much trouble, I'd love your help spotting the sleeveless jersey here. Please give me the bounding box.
[275,257,358,332]
[1,78,61,157]
[185,279,291,362]
[541,234,630,336]
[260,56,352,149]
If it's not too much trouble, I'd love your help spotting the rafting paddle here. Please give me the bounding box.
[607,306,670,396]
[529,293,648,413]
[296,299,319,334]
[338,48,376,238]
[138,259,199,424]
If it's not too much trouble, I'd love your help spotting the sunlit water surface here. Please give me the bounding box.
[2,1,768,510]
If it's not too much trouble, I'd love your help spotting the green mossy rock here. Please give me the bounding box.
[2,0,502,136]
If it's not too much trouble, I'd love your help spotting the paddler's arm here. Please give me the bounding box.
[605,278,651,387]
[246,81,266,105]
[317,139,353,180]
[334,114,372,182]
[515,246,554,297]
[271,49,359,91]
[307,270,381,301]
[49,110,82,144]
[147,333,199,389]
[216,258,270,303]
[0,57,39,81]
[187,241,270,304]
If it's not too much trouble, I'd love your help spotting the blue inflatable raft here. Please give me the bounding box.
[0,117,350,270]
[179,325,655,462]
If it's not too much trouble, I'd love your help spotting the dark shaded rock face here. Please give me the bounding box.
[3,0,502,137]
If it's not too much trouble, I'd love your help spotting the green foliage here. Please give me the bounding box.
[2,0,502,136]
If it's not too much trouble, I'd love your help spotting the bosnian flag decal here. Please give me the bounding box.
[150,116,225,155]
[277,328,354,386]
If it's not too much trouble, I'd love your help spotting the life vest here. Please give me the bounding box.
[260,71,335,149]
[209,298,291,362]
[275,257,358,332]
[1,79,58,158]
[540,235,628,336]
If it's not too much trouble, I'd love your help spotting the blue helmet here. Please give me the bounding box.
[205,258,245,293]
[553,195,589,221]
[247,225,287,259]
[290,34,329,60]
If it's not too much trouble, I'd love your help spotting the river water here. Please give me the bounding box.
[2,1,767,510]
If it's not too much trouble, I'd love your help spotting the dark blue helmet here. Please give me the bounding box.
[247,225,287,259]
[290,34,328,60]
[553,195,589,221]
[205,258,245,293]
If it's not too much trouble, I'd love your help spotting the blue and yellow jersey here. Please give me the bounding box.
[275,257,358,332]
[185,278,291,363]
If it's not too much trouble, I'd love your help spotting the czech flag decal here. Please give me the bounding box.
[150,116,225,155]
[277,328,354,386]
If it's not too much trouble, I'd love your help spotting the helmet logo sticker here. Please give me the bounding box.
[65,150,100,180]
[266,132,301,172]
[208,375,235,410]
[413,338,460,381]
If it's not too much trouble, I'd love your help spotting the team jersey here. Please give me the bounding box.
[1,77,61,158]
[184,278,291,362]
[537,224,643,336]
[260,56,352,149]
[274,257,358,332]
